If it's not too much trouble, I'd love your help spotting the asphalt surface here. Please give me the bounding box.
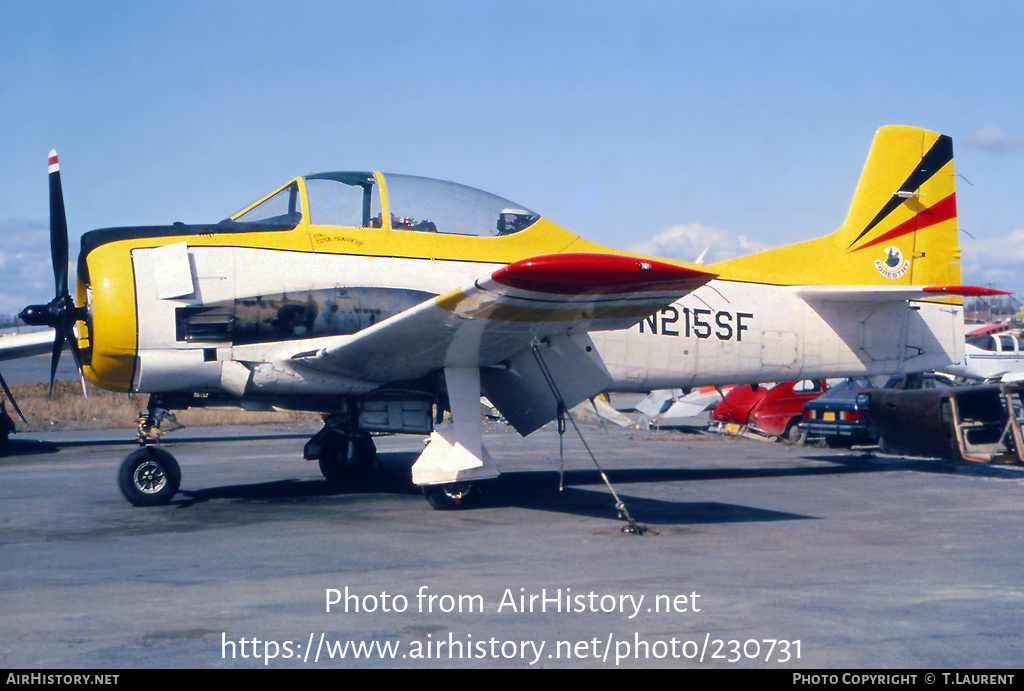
[1,420,1022,669]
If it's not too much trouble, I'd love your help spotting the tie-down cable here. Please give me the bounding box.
[530,343,655,536]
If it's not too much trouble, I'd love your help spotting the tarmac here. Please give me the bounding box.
[1,419,1022,669]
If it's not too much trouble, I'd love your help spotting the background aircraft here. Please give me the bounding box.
[0,125,1006,512]
[942,324,1024,382]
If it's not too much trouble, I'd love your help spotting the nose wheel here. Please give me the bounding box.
[117,446,181,506]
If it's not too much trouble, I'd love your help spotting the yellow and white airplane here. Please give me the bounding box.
[3,125,1005,509]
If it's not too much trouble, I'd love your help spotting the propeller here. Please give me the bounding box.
[18,150,86,397]
[0,367,26,423]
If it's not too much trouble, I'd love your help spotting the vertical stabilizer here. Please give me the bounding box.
[711,125,961,287]
[838,125,959,286]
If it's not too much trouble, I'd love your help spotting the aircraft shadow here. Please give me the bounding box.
[177,452,424,506]
[479,474,812,525]
[171,449,1021,524]
[2,438,61,457]
[6,431,311,451]
[807,450,1024,479]
[175,452,820,525]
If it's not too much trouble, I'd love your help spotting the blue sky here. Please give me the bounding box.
[2,0,1023,313]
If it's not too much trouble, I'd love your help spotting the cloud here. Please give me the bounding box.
[630,223,1023,299]
[960,230,1024,296]
[0,219,62,315]
[626,223,773,264]
[963,125,1024,154]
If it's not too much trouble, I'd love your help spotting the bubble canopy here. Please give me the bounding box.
[233,172,540,237]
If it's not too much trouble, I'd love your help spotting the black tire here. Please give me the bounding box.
[318,444,349,484]
[784,419,807,444]
[118,447,181,506]
[319,432,377,484]
[423,482,477,510]
[351,432,377,474]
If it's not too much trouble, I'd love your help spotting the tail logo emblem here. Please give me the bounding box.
[875,246,909,279]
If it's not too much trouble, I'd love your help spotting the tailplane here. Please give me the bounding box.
[711,125,961,287]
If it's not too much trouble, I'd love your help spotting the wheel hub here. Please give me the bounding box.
[133,461,167,494]
[441,482,471,502]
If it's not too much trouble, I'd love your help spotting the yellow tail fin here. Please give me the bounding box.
[712,125,961,287]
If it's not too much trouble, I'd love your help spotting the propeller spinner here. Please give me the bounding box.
[18,150,86,397]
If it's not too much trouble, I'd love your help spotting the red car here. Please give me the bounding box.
[712,380,828,440]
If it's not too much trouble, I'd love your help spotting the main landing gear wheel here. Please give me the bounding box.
[118,447,181,506]
[422,481,477,510]
[317,432,376,485]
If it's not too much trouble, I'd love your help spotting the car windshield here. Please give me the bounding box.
[821,377,873,395]
[884,373,955,390]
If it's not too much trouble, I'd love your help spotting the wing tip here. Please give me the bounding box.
[492,253,716,295]
[923,285,1012,297]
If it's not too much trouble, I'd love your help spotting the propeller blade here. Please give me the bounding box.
[65,325,83,369]
[48,327,63,398]
[0,369,27,424]
[47,323,83,398]
[48,150,69,299]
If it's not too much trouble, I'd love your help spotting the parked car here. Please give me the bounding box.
[799,377,878,447]
[711,380,828,440]
[858,382,1024,464]
[800,373,957,447]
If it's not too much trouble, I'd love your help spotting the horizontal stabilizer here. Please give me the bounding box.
[796,285,1010,303]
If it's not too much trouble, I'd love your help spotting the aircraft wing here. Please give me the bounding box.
[0,329,57,362]
[290,253,715,383]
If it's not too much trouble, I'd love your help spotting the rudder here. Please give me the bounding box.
[710,125,961,287]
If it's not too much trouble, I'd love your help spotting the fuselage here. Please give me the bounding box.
[591,279,963,390]
[73,170,965,402]
[941,332,1024,381]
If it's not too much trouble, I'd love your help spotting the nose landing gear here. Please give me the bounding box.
[117,446,181,506]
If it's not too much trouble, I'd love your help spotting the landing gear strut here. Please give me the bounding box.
[136,396,182,443]
[116,397,184,506]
